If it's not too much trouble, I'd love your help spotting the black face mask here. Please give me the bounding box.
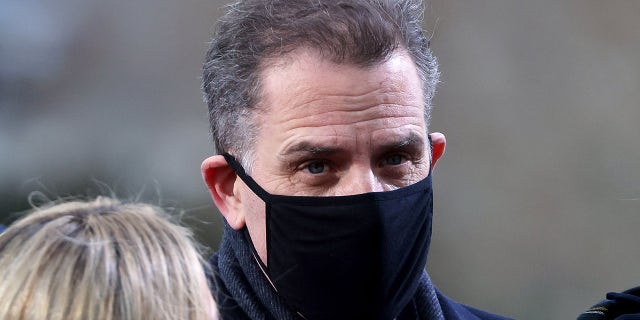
[223,154,434,320]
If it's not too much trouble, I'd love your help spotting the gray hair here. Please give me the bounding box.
[202,0,439,167]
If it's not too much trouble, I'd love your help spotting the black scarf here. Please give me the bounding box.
[211,224,445,320]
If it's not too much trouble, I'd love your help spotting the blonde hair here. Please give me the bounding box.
[0,197,217,320]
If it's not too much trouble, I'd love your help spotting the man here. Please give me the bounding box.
[200,0,511,319]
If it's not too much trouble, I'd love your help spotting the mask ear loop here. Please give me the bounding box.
[222,153,272,201]
[221,153,278,284]
[428,134,434,176]
[241,226,279,290]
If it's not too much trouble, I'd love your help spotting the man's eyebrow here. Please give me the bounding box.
[280,141,345,156]
[281,133,426,157]
[377,132,426,151]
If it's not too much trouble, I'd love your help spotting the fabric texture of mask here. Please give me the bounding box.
[223,153,436,320]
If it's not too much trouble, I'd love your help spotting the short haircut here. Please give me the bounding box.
[202,0,439,166]
[0,197,217,320]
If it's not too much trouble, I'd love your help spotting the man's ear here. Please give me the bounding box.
[429,132,446,170]
[201,155,245,230]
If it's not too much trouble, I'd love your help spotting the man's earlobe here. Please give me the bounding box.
[201,155,246,230]
[429,132,446,170]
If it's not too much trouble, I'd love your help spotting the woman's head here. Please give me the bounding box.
[0,196,217,320]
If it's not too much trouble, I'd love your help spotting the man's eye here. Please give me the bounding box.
[385,154,404,166]
[306,162,326,174]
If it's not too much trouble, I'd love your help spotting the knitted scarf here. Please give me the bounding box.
[211,224,445,320]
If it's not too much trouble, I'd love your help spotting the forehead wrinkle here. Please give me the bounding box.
[275,104,424,134]
[288,84,419,114]
[260,57,421,114]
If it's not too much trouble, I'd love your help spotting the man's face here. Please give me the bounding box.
[234,49,432,264]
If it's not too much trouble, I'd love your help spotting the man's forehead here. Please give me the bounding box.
[262,47,414,82]
[256,48,423,110]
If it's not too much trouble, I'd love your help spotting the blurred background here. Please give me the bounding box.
[1,0,638,318]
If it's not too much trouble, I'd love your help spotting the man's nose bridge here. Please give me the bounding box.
[343,168,384,195]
